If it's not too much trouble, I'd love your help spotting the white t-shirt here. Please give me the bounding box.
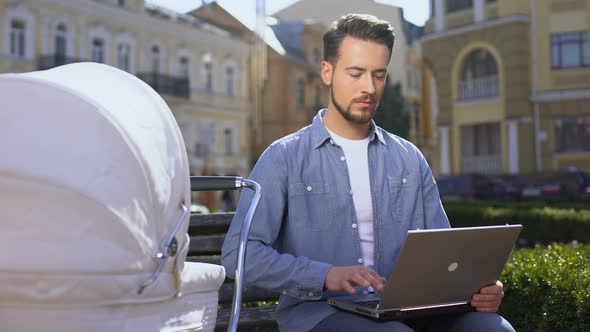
[325,127,374,267]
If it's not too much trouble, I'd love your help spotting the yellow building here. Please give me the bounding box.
[0,0,253,181]
[421,0,590,176]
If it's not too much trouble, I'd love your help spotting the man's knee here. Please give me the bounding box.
[451,312,515,332]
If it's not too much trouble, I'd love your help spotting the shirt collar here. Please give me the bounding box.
[311,109,387,149]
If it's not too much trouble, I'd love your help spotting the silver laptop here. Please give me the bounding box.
[328,224,523,320]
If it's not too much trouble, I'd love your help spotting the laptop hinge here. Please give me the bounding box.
[399,301,469,312]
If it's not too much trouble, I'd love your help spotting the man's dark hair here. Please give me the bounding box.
[323,14,395,64]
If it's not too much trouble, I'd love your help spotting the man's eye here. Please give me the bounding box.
[350,73,362,78]
[375,75,386,80]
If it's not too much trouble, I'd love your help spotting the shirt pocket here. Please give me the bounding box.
[288,181,335,231]
[388,175,421,224]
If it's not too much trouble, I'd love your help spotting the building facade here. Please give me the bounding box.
[1,0,253,181]
[422,0,590,176]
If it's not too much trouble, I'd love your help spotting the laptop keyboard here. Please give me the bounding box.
[354,300,380,309]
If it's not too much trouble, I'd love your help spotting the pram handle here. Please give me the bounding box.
[190,176,262,332]
[191,176,244,191]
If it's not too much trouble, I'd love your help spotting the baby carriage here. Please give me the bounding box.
[0,63,260,331]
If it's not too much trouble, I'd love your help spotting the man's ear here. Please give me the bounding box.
[321,60,333,86]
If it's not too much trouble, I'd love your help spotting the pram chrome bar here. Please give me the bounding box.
[228,178,262,332]
[190,176,244,191]
[187,176,262,332]
[137,202,190,295]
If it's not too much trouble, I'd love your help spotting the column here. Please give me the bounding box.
[440,126,451,175]
[508,120,520,174]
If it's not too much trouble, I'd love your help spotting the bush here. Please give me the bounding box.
[500,243,590,332]
[443,201,590,244]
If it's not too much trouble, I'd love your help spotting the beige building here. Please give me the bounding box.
[0,0,253,182]
[421,0,590,176]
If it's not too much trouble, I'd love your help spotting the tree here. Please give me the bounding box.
[374,76,409,139]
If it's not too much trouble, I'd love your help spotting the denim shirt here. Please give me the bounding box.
[221,109,450,332]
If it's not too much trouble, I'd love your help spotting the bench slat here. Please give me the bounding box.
[189,235,224,255]
[215,305,278,330]
[218,283,279,304]
[186,255,220,265]
[189,213,232,234]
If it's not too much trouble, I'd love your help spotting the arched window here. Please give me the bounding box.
[296,78,305,107]
[117,43,131,71]
[91,38,105,63]
[459,49,498,100]
[54,23,67,58]
[151,45,161,73]
[10,20,26,57]
[201,54,214,93]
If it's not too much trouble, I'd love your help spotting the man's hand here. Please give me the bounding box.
[325,266,385,294]
[471,280,505,312]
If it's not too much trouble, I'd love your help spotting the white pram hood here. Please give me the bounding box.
[0,63,193,306]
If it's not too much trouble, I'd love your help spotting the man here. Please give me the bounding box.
[221,14,514,332]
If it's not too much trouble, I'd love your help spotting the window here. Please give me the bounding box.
[178,56,190,79]
[151,45,161,73]
[413,103,421,136]
[10,20,25,57]
[447,0,473,13]
[312,48,321,63]
[117,43,131,71]
[315,86,321,107]
[225,66,235,96]
[224,128,233,155]
[555,116,590,153]
[296,78,305,107]
[91,38,105,63]
[461,123,501,157]
[459,49,498,100]
[54,23,67,58]
[204,62,213,92]
[551,32,589,70]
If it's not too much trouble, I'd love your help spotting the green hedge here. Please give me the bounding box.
[443,201,590,244]
[500,243,590,332]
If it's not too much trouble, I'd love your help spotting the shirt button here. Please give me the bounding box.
[282,290,287,295]
[349,190,353,195]
[329,139,334,145]
[402,178,407,184]
[306,185,312,192]
[308,292,314,297]
[357,258,364,264]
[340,156,346,161]
[352,223,357,229]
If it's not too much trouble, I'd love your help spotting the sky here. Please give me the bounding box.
[146,0,431,27]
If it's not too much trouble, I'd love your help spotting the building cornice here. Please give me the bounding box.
[33,0,251,53]
[421,15,530,42]
[532,89,590,102]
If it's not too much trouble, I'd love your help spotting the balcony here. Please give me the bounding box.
[136,72,190,98]
[459,76,499,100]
[38,54,82,70]
[462,155,502,174]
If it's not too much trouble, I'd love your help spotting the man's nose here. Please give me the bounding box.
[363,75,376,95]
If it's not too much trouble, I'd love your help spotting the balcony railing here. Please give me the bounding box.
[459,76,498,100]
[136,72,190,98]
[462,154,502,175]
[38,54,82,70]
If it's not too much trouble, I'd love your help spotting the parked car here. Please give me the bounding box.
[436,174,516,201]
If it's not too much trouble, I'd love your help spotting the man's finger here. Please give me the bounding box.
[472,293,502,302]
[350,273,371,289]
[341,280,356,294]
[479,284,502,295]
[364,273,385,293]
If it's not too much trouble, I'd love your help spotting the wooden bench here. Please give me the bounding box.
[187,212,279,331]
